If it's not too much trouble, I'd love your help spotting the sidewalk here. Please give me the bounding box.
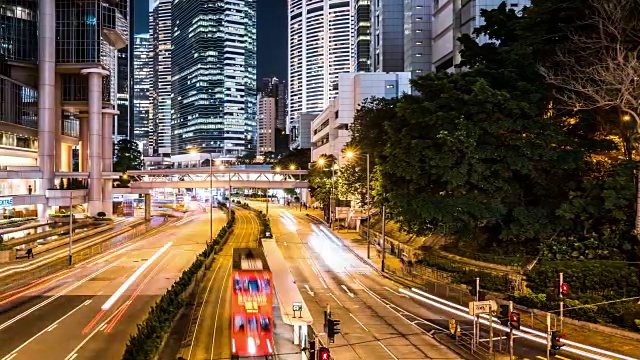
[327,223,640,359]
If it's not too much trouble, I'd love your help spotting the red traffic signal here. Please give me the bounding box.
[318,346,330,360]
[559,283,570,296]
[508,311,521,330]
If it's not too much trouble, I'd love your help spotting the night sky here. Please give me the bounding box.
[133,0,288,83]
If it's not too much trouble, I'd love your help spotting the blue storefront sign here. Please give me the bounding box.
[0,197,13,207]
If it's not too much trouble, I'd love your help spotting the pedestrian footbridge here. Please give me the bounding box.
[126,168,309,189]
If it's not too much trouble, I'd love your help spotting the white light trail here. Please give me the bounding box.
[101,242,173,310]
[409,288,637,360]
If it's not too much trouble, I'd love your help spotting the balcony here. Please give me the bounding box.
[101,3,129,49]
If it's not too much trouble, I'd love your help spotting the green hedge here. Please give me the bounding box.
[122,208,236,360]
[416,254,510,293]
[256,210,272,238]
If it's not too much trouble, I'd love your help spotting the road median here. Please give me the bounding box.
[122,205,236,360]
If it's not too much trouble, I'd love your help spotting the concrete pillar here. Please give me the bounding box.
[78,114,89,172]
[144,194,151,220]
[55,74,63,172]
[293,324,300,345]
[81,68,109,216]
[37,0,56,221]
[102,109,118,217]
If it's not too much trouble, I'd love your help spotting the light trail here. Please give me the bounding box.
[101,241,173,310]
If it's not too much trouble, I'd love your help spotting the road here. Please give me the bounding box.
[253,204,461,360]
[171,208,260,360]
[260,204,624,360]
[0,210,226,360]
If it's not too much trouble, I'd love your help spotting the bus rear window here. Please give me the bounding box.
[246,279,260,292]
[234,315,245,332]
[233,279,241,292]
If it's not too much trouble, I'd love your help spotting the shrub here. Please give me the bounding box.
[122,209,236,359]
[97,211,106,218]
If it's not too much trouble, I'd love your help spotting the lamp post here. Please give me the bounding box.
[69,192,73,265]
[346,151,371,259]
[209,153,213,244]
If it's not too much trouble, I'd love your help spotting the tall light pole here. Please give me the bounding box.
[346,150,371,259]
[68,192,73,265]
[209,153,213,244]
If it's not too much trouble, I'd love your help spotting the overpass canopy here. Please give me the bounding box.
[261,237,313,326]
[126,168,309,189]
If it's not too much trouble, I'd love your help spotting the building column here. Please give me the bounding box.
[78,114,89,172]
[102,109,118,217]
[81,68,109,216]
[55,74,63,172]
[144,194,151,220]
[37,0,56,221]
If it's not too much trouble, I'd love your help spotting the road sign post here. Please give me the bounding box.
[293,302,302,318]
[559,272,564,333]
[546,312,551,359]
[509,301,514,360]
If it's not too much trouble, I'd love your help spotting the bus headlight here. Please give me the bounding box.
[248,337,256,355]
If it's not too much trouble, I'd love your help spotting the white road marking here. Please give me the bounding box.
[378,341,399,360]
[63,302,128,360]
[329,293,344,307]
[46,324,58,332]
[350,313,368,331]
[3,354,16,360]
[384,286,409,298]
[304,284,315,297]
[341,285,354,297]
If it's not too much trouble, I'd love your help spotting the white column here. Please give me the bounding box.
[78,114,89,172]
[81,68,109,216]
[102,109,118,217]
[38,0,56,221]
[293,324,300,345]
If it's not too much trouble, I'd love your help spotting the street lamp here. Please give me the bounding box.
[346,150,372,259]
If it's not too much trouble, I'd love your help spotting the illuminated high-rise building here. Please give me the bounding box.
[171,0,257,157]
[288,0,352,148]
[149,0,172,155]
[133,33,152,154]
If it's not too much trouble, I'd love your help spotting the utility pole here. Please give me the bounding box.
[509,301,514,360]
[68,192,73,265]
[546,312,551,359]
[209,153,213,244]
[559,272,564,333]
[381,205,386,272]
[474,277,480,348]
[365,153,371,259]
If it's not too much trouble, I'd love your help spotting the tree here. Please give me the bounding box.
[113,139,143,173]
[335,159,367,206]
[238,153,256,164]
[272,148,311,171]
[540,0,640,235]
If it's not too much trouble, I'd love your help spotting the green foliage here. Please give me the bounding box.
[122,208,236,359]
[256,210,272,238]
[113,139,144,173]
[0,217,37,230]
[526,261,639,298]
[272,148,311,171]
[0,243,11,251]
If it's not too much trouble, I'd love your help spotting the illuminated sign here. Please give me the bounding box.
[0,197,13,207]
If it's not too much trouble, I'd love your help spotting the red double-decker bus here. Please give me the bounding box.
[231,248,274,360]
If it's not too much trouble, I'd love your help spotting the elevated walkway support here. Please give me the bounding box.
[262,237,312,347]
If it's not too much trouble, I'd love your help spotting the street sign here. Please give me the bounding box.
[0,197,13,207]
[293,302,303,312]
[469,300,498,315]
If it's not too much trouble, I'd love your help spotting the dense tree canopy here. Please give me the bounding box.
[341,0,637,260]
[113,139,144,173]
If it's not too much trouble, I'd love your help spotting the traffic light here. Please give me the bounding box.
[509,312,521,330]
[327,318,341,343]
[499,305,510,326]
[559,283,570,296]
[470,282,478,297]
[551,331,565,350]
[318,346,330,360]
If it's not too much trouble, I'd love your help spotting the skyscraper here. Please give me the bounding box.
[371,0,405,73]
[115,48,131,140]
[257,95,276,156]
[259,77,286,130]
[149,0,172,155]
[288,0,352,147]
[133,34,152,154]
[171,0,257,157]
[353,0,371,72]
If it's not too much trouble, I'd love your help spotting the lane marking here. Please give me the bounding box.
[341,285,354,297]
[304,284,315,297]
[556,357,571,360]
[101,241,173,310]
[350,313,368,331]
[536,357,547,360]
[63,298,128,359]
[0,261,120,331]
[1,300,91,360]
[384,286,408,298]
[329,293,344,307]
[378,341,399,360]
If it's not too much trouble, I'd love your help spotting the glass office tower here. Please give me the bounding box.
[171,0,257,157]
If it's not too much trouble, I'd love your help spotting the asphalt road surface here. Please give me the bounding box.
[0,210,226,360]
[175,208,261,360]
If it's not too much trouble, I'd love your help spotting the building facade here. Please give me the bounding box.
[371,0,405,72]
[133,33,152,154]
[288,0,353,147]
[257,95,276,156]
[353,0,371,72]
[171,0,257,157]
[432,0,528,72]
[311,72,411,163]
[0,0,129,218]
[149,0,172,155]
